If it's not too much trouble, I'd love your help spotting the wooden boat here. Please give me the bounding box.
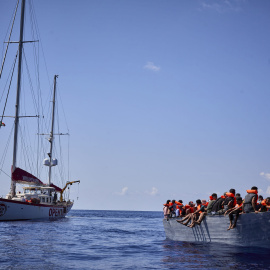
[0,0,80,221]
[163,212,270,249]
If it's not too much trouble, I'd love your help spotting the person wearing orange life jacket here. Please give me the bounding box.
[177,200,205,228]
[169,200,177,217]
[163,200,171,219]
[176,201,195,225]
[224,197,243,230]
[202,199,208,207]
[187,199,207,228]
[206,193,217,214]
[258,197,270,212]
[183,201,194,215]
[243,186,258,213]
[218,188,236,214]
[175,200,183,217]
[256,195,264,211]
[211,192,227,214]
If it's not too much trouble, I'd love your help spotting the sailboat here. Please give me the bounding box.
[0,0,80,221]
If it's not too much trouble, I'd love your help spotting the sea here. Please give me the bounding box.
[0,210,269,270]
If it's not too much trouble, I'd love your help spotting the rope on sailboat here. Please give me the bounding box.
[0,0,20,80]
[0,52,18,130]
[0,124,14,177]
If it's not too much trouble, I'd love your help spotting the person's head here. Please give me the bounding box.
[236,197,242,204]
[251,186,258,191]
[178,200,183,204]
[258,195,263,201]
[189,201,194,207]
[212,193,217,200]
[229,189,235,195]
[266,197,270,204]
[166,200,171,204]
[172,200,175,204]
[196,199,202,205]
[202,199,207,205]
[235,193,241,198]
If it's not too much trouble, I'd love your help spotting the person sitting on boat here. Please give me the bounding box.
[192,199,207,227]
[201,199,208,207]
[176,201,195,225]
[175,200,183,217]
[224,196,243,230]
[211,193,226,214]
[258,197,270,212]
[235,193,241,198]
[243,186,258,214]
[185,201,195,215]
[169,200,177,217]
[256,195,264,210]
[217,189,236,214]
[177,200,206,227]
[163,200,171,220]
[206,193,217,214]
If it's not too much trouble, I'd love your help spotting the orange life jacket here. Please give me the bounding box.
[246,190,258,194]
[226,192,234,198]
[261,199,267,206]
[235,203,243,210]
[197,204,203,214]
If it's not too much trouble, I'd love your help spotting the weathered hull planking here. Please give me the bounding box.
[163,212,270,249]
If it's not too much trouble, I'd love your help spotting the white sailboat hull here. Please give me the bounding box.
[163,212,270,249]
[0,198,73,221]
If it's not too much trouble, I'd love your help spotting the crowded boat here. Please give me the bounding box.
[163,186,270,230]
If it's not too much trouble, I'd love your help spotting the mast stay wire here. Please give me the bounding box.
[28,0,56,179]
[0,124,14,178]
[57,82,71,182]
[0,52,18,130]
[0,0,20,80]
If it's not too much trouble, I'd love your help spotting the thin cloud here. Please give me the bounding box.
[260,172,270,181]
[144,62,160,72]
[201,0,243,13]
[266,186,270,195]
[117,187,128,196]
[146,187,158,196]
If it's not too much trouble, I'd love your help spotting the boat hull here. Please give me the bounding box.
[163,212,270,249]
[0,198,73,221]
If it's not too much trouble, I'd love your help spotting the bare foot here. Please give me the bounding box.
[231,224,236,229]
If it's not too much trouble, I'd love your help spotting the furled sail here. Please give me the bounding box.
[11,167,44,185]
[49,183,62,193]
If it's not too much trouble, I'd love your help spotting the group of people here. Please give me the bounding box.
[163,186,270,230]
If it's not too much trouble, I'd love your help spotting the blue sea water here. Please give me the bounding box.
[0,210,269,269]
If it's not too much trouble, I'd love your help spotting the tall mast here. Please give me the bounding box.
[48,75,58,185]
[10,0,25,197]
